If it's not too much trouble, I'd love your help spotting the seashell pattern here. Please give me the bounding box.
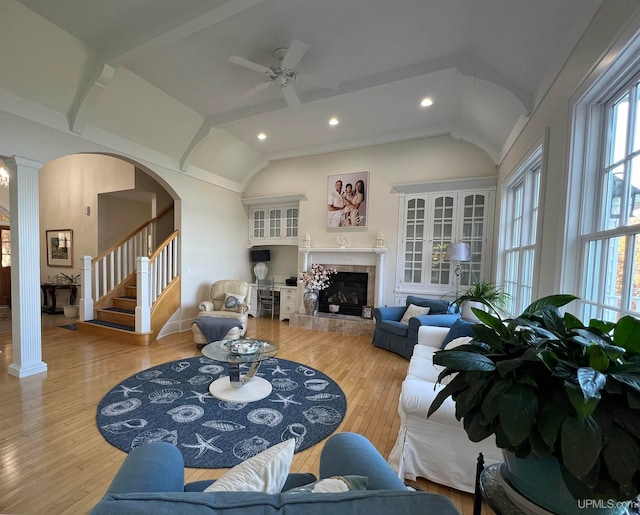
[188,375,212,385]
[136,370,163,380]
[303,406,342,425]
[271,378,298,391]
[101,398,142,416]
[304,379,329,391]
[97,356,346,470]
[202,420,246,431]
[167,405,205,423]
[198,364,224,375]
[101,418,148,434]
[247,408,283,427]
[148,388,183,403]
[233,436,270,460]
[131,428,178,448]
[171,361,191,372]
[150,378,181,385]
[281,423,307,449]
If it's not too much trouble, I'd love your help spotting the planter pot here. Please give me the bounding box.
[63,305,79,318]
[461,301,485,322]
[501,451,626,515]
[303,290,319,316]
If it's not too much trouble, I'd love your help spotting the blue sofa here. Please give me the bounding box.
[90,432,459,514]
[372,296,460,359]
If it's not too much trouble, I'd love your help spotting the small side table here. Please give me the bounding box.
[41,283,77,314]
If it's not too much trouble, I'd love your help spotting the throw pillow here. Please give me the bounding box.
[400,304,431,324]
[285,475,368,494]
[443,336,473,349]
[440,319,475,349]
[204,439,295,494]
[221,292,246,313]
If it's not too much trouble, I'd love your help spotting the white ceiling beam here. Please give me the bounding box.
[103,0,264,67]
[180,119,216,172]
[67,59,115,134]
[210,51,533,127]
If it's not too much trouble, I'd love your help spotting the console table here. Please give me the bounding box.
[41,283,77,314]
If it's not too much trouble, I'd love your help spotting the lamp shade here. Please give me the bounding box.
[444,242,470,261]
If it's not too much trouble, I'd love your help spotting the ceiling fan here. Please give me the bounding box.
[227,40,310,107]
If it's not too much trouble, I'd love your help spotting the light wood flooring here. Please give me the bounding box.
[0,315,494,514]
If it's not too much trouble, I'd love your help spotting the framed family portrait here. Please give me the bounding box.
[327,171,369,229]
[362,305,373,319]
[46,229,73,267]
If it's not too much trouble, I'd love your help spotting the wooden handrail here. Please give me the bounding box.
[149,230,179,262]
[92,205,173,265]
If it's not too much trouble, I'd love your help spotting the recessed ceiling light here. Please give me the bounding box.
[257,132,267,140]
[420,97,433,107]
[328,117,340,126]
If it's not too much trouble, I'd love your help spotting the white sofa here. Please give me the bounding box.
[387,325,502,493]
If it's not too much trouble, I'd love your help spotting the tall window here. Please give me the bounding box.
[580,73,640,320]
[500,148,542,315]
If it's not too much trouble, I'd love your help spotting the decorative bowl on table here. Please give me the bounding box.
[223,339,264,355]
[329,304,340,315]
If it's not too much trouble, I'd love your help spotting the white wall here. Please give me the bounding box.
[497,0,640,299]
[244,135,496,306]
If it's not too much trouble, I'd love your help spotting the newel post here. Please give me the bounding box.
[79,256,93,321]
[136,256,150,333]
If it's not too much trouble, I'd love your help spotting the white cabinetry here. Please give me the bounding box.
[242,194,306,247]
[278,287,297,321]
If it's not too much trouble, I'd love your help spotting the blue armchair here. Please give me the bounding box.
[372,296,460,359]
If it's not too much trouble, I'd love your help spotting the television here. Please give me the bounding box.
[249,249,271,262]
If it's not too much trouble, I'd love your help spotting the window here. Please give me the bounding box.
[580,73,640,320]
[500,147,542,314]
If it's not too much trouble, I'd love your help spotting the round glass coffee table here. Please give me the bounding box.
[201,338,279,402]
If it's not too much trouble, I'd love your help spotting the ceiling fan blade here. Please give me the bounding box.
[280,40,309,71]
[281,84,300,107]
[228,56,272,75]
[239,81,273,99]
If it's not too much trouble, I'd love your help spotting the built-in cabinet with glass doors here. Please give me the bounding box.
[249,205,299,245]
[395,185,495,305]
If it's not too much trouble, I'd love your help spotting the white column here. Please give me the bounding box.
[79,255,93,321]
[136,256,150,333]
[7,156,46,378]
[374,248,387,307]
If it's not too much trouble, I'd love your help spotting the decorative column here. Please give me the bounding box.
[374,247,387,307]
[136,256,150,333]
[7,156,46,378]
[79,255,94,321]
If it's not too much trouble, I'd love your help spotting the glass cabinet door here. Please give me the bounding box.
[460,193,486,287]
[404,198,425,284]
[269,208,282,238]
[430,195,455,285]
[285,207,298,238]
[252,209,265,239]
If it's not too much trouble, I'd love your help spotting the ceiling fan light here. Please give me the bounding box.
[328,117,339,126]
[420,97,433,108]
[257,132,267,140]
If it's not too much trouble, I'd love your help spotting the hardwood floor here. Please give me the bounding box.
[0,315,494,514]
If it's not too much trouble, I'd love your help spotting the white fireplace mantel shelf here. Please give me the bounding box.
[299,247,388,307]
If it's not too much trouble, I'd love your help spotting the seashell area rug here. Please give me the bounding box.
[96,356,347,468]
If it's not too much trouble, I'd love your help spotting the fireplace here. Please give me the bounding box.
[319,271,368,316]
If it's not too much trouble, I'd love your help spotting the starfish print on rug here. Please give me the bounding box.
[115,384,144,397]
[269,393,302,408]
[182,433,223,459]
[187,390,214,403]
[267,364,291,376]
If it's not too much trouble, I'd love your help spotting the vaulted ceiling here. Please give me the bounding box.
[3,0,602,189]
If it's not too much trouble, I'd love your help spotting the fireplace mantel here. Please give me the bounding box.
[300,247,387,307]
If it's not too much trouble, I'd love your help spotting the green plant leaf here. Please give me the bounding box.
[613,315,640,352]
[498,384,539,446]
[577,367,606,400]
[541,306,567,336]
[609,373,640,394]
[471,309,509,340]
[589,318,615,334]
[528,426,553,457]
[560,415,602,478]
[480,377,513,420]
[626,389,640,409]
[587,345,610,372]
[564,312,585,330]
[522,294,578,316]
[427,373,468,418]
[611,407,640,435]
[566,383,600,419]
[537,401,567,449]
[433,351,496,372]
[463,409,496,442]
[470,323,505,351]
[602,429,640,488]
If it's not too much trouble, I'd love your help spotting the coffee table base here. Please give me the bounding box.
[208,376,273,402]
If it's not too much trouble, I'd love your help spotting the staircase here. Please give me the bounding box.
[77,213,180,345]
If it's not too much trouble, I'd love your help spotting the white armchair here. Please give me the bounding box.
[192,280,251,346]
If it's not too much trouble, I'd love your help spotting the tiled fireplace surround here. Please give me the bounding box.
[289,247,387,336]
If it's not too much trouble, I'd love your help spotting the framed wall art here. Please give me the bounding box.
[46,229,73,267]
[362,305,373,319]
[326,171,369,229]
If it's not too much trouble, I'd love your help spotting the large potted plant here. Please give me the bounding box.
[452,281,510,321]
[428,295,640,514]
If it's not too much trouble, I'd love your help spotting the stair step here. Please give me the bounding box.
[97,307,135,326]
[104,307,135,314]
[113,297,136,310]
[83,319,135,332]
